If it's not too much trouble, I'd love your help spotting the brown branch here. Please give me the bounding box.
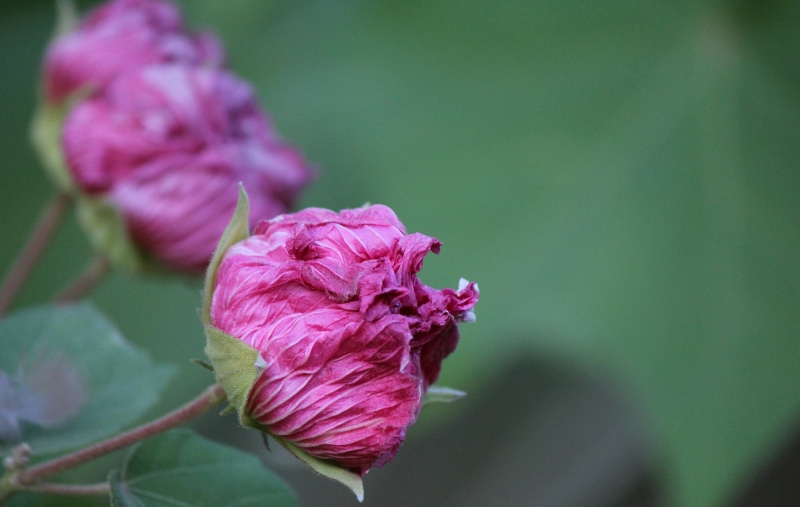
[0,192,71,316]
[16,384,226,487]
[54,255,110,303]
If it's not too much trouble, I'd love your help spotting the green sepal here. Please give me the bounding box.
[273,434,364,503]
[75,196,144,271]
[422,385,466,408]
[190,358,215,371]
[30,93,88,193]
[202,185,250,325]
[201,188,255,422]
[219,404,236,416]
[30,101,72,192]
[203,324,260,425]
[54,0,79,39]
[30,0,82,188]
[240,417,365,503]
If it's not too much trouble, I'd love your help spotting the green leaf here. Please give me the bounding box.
[203,325,259,424]
[202,185,250,326]
[109,429,298,507]
[422,386,466,408]
[0,304,174,457]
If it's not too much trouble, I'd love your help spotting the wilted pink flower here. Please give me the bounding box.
[43,0,223,103]
[209,205,479,475]
[62,64,312,271]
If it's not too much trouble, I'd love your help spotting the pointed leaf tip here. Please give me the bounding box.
[273,435,364,501]
[55,0,79,38]
[202,185,250,324]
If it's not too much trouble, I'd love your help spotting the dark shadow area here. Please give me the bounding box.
[730,420,800,507]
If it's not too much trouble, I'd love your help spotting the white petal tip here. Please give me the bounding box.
[423,386,467,407]
[460,310,476,323]
[458,277,469,291]
[254,355,267,374]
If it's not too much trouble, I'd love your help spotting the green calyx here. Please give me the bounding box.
[266,431,364,503]
[202,185,251,325]
[240,415,364,502]
[202,186,254,420]
[203,325,260,423]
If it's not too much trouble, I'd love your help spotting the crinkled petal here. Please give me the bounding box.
[210,204,478,473]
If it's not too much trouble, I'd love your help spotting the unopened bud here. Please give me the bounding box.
[205,192,479,477]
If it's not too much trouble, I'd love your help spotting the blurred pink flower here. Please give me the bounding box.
[210,205,479,475]
[43,0,223,103]
[62,64,312,271]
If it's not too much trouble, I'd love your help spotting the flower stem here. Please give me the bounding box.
[0,192,71,317]
[24,482,109,496]
[4,383,226,499]
[54,255,110,303]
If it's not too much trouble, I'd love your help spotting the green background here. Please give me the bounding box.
[1,1,799,506]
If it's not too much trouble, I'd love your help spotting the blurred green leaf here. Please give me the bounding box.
[0,304,174,457]
[110,429,298,507]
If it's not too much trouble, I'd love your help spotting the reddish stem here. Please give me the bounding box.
[16,383,226,486]
[54,255,110,303]
[24,482,109,496]
[0,192,71,316]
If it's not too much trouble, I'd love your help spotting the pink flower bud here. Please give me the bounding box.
[209,205,479,475]
[62,64,312,271]
[43,0,224,103]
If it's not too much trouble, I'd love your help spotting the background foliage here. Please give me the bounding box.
[1,1,799,506]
